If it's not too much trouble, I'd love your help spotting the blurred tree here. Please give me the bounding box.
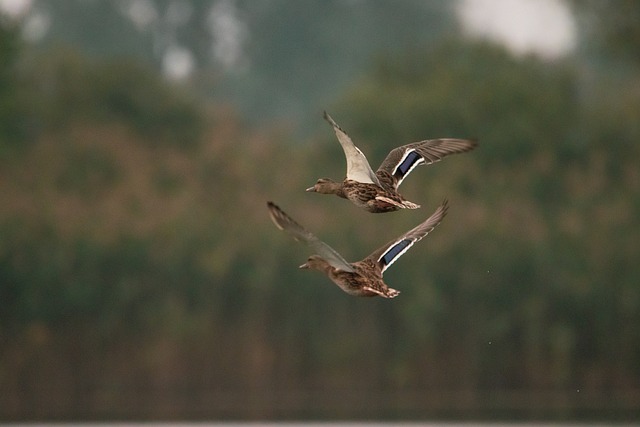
[219,0,456,124]
[2,5,640,419]
[27,1,156,60]
[18,48,203,146]
[333,36,640,398]
[568,0,640,66]
[0,14,27,152]
[337,39,579,169]
[26,0,456,127]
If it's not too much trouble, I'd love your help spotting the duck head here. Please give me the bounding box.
[306,178,343,195]
[299,255,331,272]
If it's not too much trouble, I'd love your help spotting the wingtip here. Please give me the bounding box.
[267,200,283,214]
[266,201,286,231]
[440,198,450,216]
[323,110,338,128]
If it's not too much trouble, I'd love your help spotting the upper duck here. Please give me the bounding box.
[267,199,448,298]
[306,111,476,213]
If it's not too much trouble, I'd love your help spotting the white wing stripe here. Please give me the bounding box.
[377,238,416,274]
[392,148,424,186]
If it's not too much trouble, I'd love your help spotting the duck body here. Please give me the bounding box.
[306,112,477,213]
[267,200,448,298]
[343,179,418,213]
[308,176,420,213]
[300,255,399,297]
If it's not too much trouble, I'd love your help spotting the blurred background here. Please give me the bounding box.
[0,0,639,422]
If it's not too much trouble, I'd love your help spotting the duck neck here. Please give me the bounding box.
[320,179,346,198]
[306,258,336,275]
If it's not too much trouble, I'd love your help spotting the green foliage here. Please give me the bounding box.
[569,0,640,67]
[20,48,204,147]
[56,142,120,197]
[27,0,457,128]
[340,39,580,166]
[1,32,640,421]
[332,37,640,403]
[223,0,455,124]
[0,17,29,153]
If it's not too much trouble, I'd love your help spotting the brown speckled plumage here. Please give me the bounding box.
[267,200,448,298]
[306,112,477,213]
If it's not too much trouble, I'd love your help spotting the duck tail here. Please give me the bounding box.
[401,200,420,209]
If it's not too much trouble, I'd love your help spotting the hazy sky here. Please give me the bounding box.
[0,0,577,73]
[0,0,27,16]
[458,0,576,58]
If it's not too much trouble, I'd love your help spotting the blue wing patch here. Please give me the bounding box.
[394,150,423,180]
[380,239,412,267]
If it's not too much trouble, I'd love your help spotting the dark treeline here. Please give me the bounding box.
[1,8,640,422]
[24,0,456,127]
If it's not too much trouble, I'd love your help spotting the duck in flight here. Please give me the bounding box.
[306,112,476,213]
[267,199,448,298]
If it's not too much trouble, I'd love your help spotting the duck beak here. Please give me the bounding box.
[305,186,316,192]
[299,262,309,269]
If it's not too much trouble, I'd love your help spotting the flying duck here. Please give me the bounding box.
[306,111,476,213]
[267,199,448,298]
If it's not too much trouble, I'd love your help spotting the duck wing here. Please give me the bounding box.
[267,202,356,273]
[366,199,448,275]
[324,111,381,186]
[378,139,477,189]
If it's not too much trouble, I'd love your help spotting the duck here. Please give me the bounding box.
[267,199,448,298]
[306,111,476,213]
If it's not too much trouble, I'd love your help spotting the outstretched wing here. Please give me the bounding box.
[267,201,356,272]
[378,139,477,189]
[367,199,449,275]
[324,111,381,186]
